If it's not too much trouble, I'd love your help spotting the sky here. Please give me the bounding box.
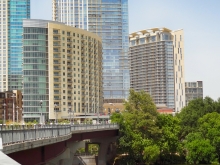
[31,0,220,100]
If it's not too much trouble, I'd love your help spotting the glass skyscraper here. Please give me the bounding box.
[53,0,130,100]
[0,0,30,92]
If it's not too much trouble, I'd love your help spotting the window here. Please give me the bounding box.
[151,36,156,42]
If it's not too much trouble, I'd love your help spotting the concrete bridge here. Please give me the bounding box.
[0,124,119,165]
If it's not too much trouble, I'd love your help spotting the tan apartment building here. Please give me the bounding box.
[22,19,103,122]
[129,28,185,112]
[185,81,203,105]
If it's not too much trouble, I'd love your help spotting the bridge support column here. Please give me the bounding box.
[46,141,85,165]
[64,141,85,165]
[45,148,70,165]
[91,137,117,165]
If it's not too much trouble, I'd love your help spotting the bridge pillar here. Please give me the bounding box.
[91,137,117,165]
[46,141,85,165]
[65,141,85,165]
[45,148,70,165]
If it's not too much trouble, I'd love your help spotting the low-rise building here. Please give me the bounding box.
[185,81,203,105]
[0,90,22,123]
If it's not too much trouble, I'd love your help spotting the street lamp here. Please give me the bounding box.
[2,102,6,125]
[8,113,11,121]
[11,94,16,124]
[54,104,57,124]
[16,106,19,123]
[68,106,72,125]
[20,108,23,124]
[97,106,100,124]
[39,100,43,124]
[84,106,86,124]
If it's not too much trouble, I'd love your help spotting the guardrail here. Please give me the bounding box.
[0,124,118,145]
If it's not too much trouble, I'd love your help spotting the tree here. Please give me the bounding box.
[198,112,220,161]
[111,89,161,164]
[157,114,183,163]
[185,132,217,164]
[177,97,217,139]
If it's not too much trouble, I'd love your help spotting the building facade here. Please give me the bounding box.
[22,19,103,122]
[185,81,203,105]
[52,0,130,100]
[0,90,22,124]
[129,28,185,112]
[0,0,30,92]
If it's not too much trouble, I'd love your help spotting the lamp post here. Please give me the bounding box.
[39,100,43,124]
[11,94,16,124]
[97,106,100,124]
[8,113,11,121]
[68,106,72,124]
[16,106,19,123]
[3,102,6,125]
[84,106,86,124]
[20,108,24,124]
[54,104,57,124]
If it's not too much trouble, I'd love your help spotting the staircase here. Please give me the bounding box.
[79,155,96,165]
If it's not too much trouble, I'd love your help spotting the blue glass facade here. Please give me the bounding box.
[22,25,49,122]
[8,0,30,90]
[53,0,130,99]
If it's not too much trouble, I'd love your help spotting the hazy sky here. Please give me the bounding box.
[31,0,220,100]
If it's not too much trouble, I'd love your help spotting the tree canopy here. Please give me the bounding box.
[112,90,220,164]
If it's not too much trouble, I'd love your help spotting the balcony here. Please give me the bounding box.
[53,31,60,35]
[54,98,61,100]
[54,68,61,71]
[67,51,72,55]
[54,92,60,95]
[53,38,60,41]
[54,74,61,77]
[53,62,61,65]
[67,85,72,89]
[53,55,61,59]
[54,80,61,83]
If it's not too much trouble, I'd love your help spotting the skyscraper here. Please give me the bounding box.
[129,28,185,112]
[22,19,103,122]
[0,0,30,91]
[52,0,130,101]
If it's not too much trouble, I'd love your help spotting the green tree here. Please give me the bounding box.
[185,132,217,164]
[157,114,183,163]
[198,112,220,161]
[111,89,161,164]
[177,97,217,139]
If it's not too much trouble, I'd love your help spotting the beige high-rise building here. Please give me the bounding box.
[129,28,185,112]
[22,19,103,122]
[185,81,203,105]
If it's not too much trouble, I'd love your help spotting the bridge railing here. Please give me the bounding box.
[0,124,118,145]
